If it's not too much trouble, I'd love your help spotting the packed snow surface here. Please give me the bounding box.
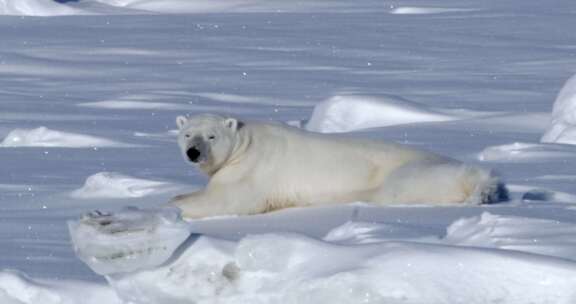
[2,0,576,303]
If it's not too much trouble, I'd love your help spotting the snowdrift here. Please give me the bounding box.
[478,142,576,162]
[305,95,460,133]
[70,172,181,199]
[0,0,378,16]
[542,74,576,145]
[0,127,133,148]
[0,0,82,16]
[65,207,576,304]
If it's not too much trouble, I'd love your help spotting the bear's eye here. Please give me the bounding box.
[208,135,216,141]
[185,134,191,138]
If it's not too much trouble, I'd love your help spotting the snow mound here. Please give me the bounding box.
[542,74,576,145]
[71,172,178,199]
[390,7,477,15]
[69,208,576,304]
[68,207,191,275]
[0,270,120,304]
[446,212,576,260]
[0,127,132,148]
[478,142,576,162]
[0,0,82,16]
[1,0,375,15]
[305,95,457,133]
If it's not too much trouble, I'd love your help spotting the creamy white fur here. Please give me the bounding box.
[170,114,501,218]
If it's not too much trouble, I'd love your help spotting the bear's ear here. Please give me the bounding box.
[224,117,240,132]
[176,116,188,130]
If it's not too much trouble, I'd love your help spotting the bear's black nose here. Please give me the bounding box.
[186,147,201,163]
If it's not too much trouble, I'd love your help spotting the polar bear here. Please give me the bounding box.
[170,114,505,218]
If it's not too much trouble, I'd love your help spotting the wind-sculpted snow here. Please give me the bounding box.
[0,0,82,16]
[478,142,576,162]
[445,212,576,260]
[68,207,576,304]
[0,127,133,148]
[306,95,462,133]
[542,74,576,145]
[0,0,387,16]
[71,172,180,199]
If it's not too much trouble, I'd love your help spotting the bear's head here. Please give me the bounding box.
[176,114,242,175]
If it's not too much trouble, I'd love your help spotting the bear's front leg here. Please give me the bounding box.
[168,187,259,219]
[168,190,228,219]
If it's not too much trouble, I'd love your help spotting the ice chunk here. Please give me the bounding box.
[68,207,191,275]
[306,95,457,133]
[0,126,133,148]
[70,172,178,199]
[542,74,576,145]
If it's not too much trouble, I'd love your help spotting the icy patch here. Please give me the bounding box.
[0,127,132,148]
[0,0,82,16]
[390,7,477,15]
[305,95,458,133]
[542,74,576,145]
[478,142,576,162]
[70,172,178,199]
[68,207,191,275]
[445,212,576,260]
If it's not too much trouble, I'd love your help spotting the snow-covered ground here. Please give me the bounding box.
[1,0,576,303]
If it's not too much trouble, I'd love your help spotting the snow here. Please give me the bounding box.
[478,142,576,162]
[306,95,460,133]
[68,207,576,303]
[389,7,478,15]
[542,74,576,145]
[2,0,576,302]
[0,127,133,148]
[70,172,180,199]
[0,270,120,304]
[445,212,576,259]
[0,0,82,16]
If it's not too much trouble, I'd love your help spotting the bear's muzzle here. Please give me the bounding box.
[186,147,202,163]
